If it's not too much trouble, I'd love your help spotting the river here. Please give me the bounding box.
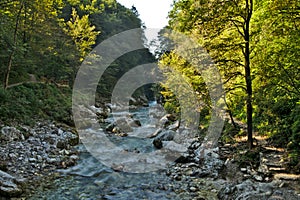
[28,102,185,199]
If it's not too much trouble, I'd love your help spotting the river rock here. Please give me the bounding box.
[105,123,115,132]
[0,170,24,197]
[115,118,133,133]
[152,130,176,149]
[56,131,79,149]
[128,119,142,127]
[147,128,163,138]
[167,120,180,131]
[218,179,277,199]
[0,122,78,184]
[194,147,224,178]
[0,126,24,142]
[159,114,176,128]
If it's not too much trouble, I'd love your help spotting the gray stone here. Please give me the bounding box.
[159,114,176,128]
[240,168,247,172]
[147,128,163,138]
[28,158,36,163]
[105,123,115,132]
[1,126,24,142]
[56,131,79,149]
[47,158,58,164]
[152,130,176,149]
[253,174,263,181]
[115,118,133,133]
[0,170,23,197]
[128,119,142,127]
[167,120,180,131]
[189,186,198,192]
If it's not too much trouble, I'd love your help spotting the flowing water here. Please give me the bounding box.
[29,102,183,200]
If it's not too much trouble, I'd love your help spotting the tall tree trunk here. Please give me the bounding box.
[245,0,253,148]
[3,2,24,89]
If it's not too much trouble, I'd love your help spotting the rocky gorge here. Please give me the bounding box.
[0,103,299,199]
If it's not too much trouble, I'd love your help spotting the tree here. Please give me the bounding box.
[64,7,100,59]
[251,0,300,153]
[2,0,24,89]
[0,0,73,88]
[167,0,255,148]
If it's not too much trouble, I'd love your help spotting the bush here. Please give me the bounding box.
[0,83,72,125]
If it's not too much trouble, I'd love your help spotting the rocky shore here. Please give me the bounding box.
[0,122,79,198]
[0,104,299,199]
[100,104,300,199]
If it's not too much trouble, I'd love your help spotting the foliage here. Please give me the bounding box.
[250,0,300,166]
[158,0,299,159]
[0,83,72,125]
[161,0,255,147]
[64,7,100,59]
[0,0,155,125]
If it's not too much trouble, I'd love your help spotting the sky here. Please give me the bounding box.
[116,0,173,29]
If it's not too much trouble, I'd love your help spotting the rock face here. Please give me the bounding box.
[0,170,24,197]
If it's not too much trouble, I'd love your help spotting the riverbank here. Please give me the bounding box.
[0,121,79,198]
[1,105,300,199]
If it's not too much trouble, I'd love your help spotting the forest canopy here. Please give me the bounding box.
[157,0,300,167]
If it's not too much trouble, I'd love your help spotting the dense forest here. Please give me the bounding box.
[0,0,299,198]
[157,0,300,170]
[0,0,154,124]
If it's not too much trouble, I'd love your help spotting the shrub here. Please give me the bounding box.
[0,83,72,125]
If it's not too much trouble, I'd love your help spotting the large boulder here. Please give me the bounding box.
[152,130,176,149]
[115,118,133,133]
[105,117,140,133]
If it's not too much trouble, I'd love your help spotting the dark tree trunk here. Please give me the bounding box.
[244,0,253,149]
[4,2,24,89]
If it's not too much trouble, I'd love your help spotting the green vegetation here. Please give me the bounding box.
[0,0,154,123]
[0,0,299,170]
[0,83,72,125]
[157,0,299,169]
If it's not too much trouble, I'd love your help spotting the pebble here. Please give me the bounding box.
[47,158,57,164]
[189,186,198,192]
[240,168,247,172]
[29,158,36,162]
[253,174,263,181]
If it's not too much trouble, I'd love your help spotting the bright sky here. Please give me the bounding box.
[117,0,173,29]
